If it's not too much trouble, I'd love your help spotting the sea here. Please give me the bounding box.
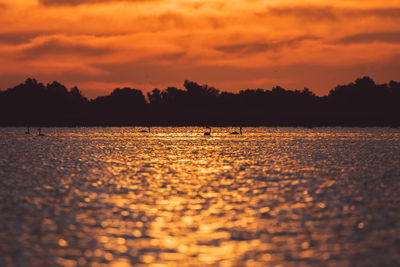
[0,127,400,266]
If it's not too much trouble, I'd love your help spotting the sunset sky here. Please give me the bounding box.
[1,0,400,98]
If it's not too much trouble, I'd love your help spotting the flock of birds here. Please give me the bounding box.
[135,126,243,136]
[24,126,243,136]
[204,126,242,136]
[25,127,45,136]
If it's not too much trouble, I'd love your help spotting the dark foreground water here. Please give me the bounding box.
[0,127,400,267]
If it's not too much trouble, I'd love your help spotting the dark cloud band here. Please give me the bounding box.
[38,0,150,6]
[337,32,400,44]
[265,6,400,21]
[214,36,319,55]
[21,38,111,58]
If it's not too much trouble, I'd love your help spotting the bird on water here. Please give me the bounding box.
[139,127,151,133]
[230,127,242,135]
[38,128,45,136]
[204,127,211,136]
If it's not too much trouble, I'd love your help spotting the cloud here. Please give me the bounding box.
[215,43,272,54]
[21,37,111,58]
[214,36,319,55]
[38,0,151,6]
[89,60,272,86]
[0,32,46,45]
[266,6,338,21]
[364,8,400,19]
[265,6,400,21]
[337,32,400,44]
[1,0,400,97]
[155,12,187,29]
[150,51,187,62]
[83,54,400,96]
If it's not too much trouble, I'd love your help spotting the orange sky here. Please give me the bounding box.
[1,0,400,98]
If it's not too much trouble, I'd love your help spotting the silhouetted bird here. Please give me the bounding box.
[139,127,151,133]
[25,127,30,134]
[38,128,45,136]
[230,127,242,135]
[204,127,211,136]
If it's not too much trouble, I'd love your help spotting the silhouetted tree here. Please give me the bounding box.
[91,87,146,125]
[147,88,162,105]
[0,77,399,126]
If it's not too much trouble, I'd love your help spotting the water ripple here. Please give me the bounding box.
[1,127,400,266]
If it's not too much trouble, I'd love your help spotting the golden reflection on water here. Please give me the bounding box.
[0,127,400,266]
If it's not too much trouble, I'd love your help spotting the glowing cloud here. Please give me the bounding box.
[0,0,399,98]
[38,0,152,6]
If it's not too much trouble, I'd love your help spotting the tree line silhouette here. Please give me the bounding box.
[0,77,399,126]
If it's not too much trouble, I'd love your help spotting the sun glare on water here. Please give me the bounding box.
[0,127,400,266]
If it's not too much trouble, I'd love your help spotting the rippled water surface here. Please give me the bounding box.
[1,127,400,266]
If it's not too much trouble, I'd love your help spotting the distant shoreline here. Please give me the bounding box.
[1,77,399,127]
[1,125,400,128]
